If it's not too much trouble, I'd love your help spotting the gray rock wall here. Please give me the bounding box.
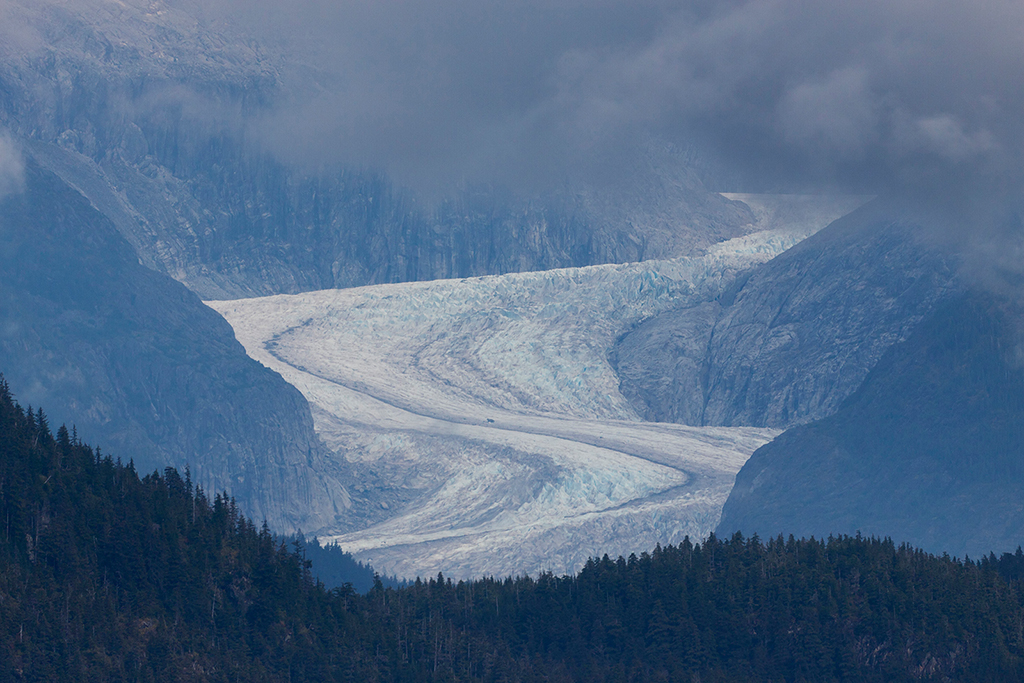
[0,160,348,533]
[613,201,961,428]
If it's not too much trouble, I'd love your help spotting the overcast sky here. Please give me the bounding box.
[189,0,1023,200]
[4,0,1022,202]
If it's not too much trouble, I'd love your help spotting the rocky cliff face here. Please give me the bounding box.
[0,0,753,301]
[0,159,348,532]
[613,201,962,428]
[717,291,1024,558]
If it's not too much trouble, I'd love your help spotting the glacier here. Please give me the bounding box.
[208,194,865,579]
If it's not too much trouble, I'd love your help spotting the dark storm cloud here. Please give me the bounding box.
[203,0,1024,197]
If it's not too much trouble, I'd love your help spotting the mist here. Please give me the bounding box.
[5,0,1023,201]
[168,0,1017,202]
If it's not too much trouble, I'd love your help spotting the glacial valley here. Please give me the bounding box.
[210,194,862,579]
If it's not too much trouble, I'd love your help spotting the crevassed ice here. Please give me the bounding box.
[209,195,865,579]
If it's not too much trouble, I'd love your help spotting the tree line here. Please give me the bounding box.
[0,376,1022,681]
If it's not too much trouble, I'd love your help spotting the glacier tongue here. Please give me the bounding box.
[208,204,852,580]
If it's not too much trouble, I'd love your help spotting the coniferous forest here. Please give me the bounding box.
[1,377,1024,682]
[284,534,404,595]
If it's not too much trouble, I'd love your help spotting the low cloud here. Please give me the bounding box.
[776,68,877,158]
[194,0,1023,200]
[0,2,43,60]
[12,0,1024,203]
[915,116,997,164]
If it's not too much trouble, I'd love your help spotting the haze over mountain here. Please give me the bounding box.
[0,0,756,301]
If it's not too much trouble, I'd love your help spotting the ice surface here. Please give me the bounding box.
[209,195,863,579]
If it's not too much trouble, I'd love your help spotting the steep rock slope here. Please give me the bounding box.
[613,200,961,428]
[0,0,753,300]
[717,291,1024,558]
[0,159,345,532]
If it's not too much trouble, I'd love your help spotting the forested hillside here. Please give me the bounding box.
[285,534,404,594]
[2,376,1023,681]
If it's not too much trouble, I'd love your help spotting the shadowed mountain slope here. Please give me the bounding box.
[0,159,346,532]
[718,291,1024,558]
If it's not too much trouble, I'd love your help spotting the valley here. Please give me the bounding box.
[2,1,1024,678]
[210,195,861,579]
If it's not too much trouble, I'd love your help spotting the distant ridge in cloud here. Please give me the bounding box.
[203,0,1024,200]
[5,0,1024,204]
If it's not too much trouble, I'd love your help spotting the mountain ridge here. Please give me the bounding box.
[613,199,961,429]
[0,157,346,532]
[718,289,1024,558]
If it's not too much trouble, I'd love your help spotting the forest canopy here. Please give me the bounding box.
[0,375,1022,682]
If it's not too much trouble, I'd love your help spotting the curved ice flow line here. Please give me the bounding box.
[209,245,785,575]
[244,339,719,546]
[209,197,868,577]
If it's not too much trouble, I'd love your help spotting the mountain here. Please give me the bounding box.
[5,0,1014,585]
[0,0,755,301]
[613,200,961,428]
[718,290,1024,558]
[0,158,346,532]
